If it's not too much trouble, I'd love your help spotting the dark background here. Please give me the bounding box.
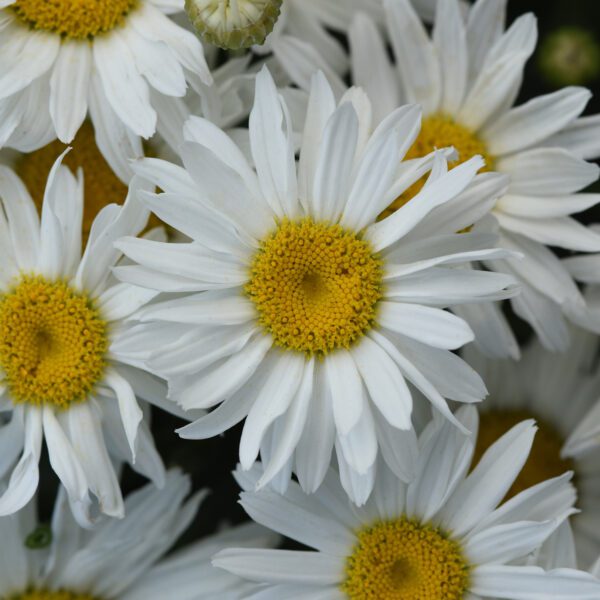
[33,0,600,551]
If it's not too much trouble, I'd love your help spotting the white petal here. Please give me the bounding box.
[240,353,305,470]
[471,565,600,599]
[351,335,412,430]
[434,0,468,115]
[484,87,591,156]
[249,67,298,219]
[326,350,364,436]
[499,148,599,196]
[104,368,143,462]
[213,549,343,586]
[384,0,440,114]
[378,302,474,349]
[93,31,156,138]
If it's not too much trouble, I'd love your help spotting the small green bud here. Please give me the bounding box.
[25,524,53,550]
[538,27,600,87]
[185,0,283,50]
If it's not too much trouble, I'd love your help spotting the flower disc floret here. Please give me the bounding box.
[0,276,108,409]
[381,114,494,218]
[12,591,97,600]
[342,517,470,599]
[474,410,575,499]
[246,218,382,355]
[11,0,138,39]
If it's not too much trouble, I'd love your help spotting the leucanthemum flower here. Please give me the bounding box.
[114,67,516,504]
[0,153,172,524]
[0,0,211,181]
[465,330,600,568]
[347,0,600,355]
[250,0,458,99]
[213,408,600,599]
[0,469,277,600]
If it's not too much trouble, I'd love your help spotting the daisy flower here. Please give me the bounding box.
[348,0,600,354]
[223,0,455,99]
[465,330,600,567]
[114,66,516,504]
[0,469,277,600]
[213,408,600,599]
[0,152,172,524]
[0,0,211,181]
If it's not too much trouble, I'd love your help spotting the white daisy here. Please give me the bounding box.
[114,66,516,504]
[0,152,174,525]
[0,0,211,182]
[213,408,600,599]
[347,0,600,355]
[465,330,600,567]
[0,469,277,600]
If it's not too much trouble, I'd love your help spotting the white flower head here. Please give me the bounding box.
[214,408,600,599]
[0,469,276,599]
[0,0,212,181]
[0,152,172,525]
[347,0,600,355]
[115,66,516,504]
[465,329,600,568]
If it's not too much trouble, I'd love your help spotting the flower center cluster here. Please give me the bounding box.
[380,114,494,220]
[185,0,282,49]
[11,0,138,39]
[473,410,575,499]
[0,276,108,409]
[12,591,97,600]
[342,517,470,599]
[15,121,158,246]
[246,218,382,355]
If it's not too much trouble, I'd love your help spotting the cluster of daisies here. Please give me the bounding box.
[0,0,600,597]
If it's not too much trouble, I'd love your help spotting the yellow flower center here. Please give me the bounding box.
[380,114,494,220]
[0,276,108,409]
[246,218,382,355]
[12,591,97,600]
[10,0,138,39]
[15,121,159,246]
[473,410,575,500]
[342,517,470,599]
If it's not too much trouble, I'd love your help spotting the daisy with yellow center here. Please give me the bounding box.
[114,67,516,504]
[214,408,600,598]
[0,0,211,181]
[0,152,169,525]
[347,0,600,356]
[0,471,276,600]
[465,329,600,568]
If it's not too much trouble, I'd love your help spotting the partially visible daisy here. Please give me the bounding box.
[0,153,171,524]
[0,0,211,180]
[0,469,277,599]
[247,0,461,98]
[348,0,600,354]
[213,408,600,599]
[465,330,600,567]
[115,66,517,504]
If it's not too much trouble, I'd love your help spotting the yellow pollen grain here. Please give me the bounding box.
[342,517,470,599]
[379,114,494,220]
[0,275,108,410]
[245,218,382,355]
[473,410,575,500]
[11,0,138,39]
[15,121,160,246]
[12,591,98,600]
